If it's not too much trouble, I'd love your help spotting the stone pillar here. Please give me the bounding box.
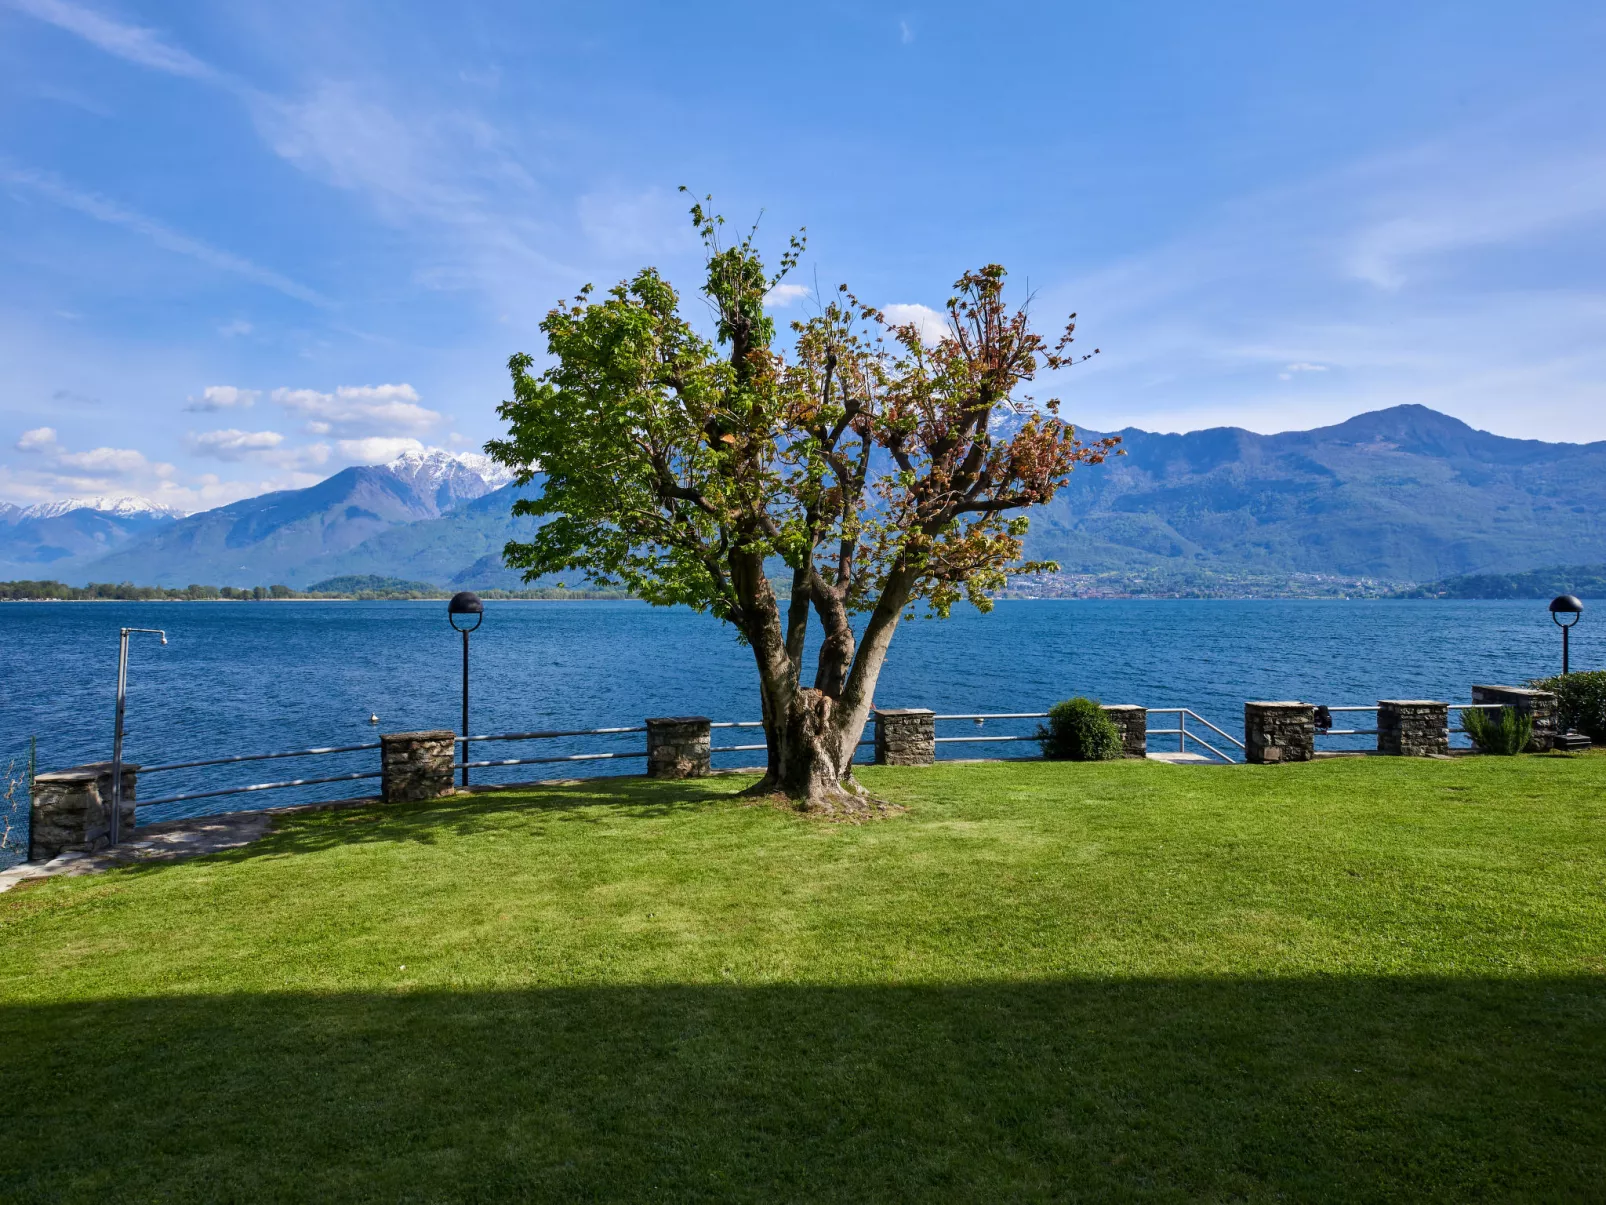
[874,709,936,765]
[380,731,457,803]
[1377,700,1450,756]
[1470,685,1558,752]
[29,762,138,862]
[646,717,711,779]
[1243,702,1315,764]
[1101,706,1148,758]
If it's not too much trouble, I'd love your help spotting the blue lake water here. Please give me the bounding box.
[0,599,1594,849]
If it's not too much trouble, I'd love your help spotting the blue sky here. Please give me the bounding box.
[2,0,1605,512]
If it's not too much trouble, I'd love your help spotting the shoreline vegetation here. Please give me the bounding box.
[0,575,628,602]
[5,561,1604,603]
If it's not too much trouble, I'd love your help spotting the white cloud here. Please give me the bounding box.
[1278,362,1330,380]
[55,445,149,475]
[218,319,253,338]
[0,165,329,306]
[271,383,441,434]
[335,436,425,463]
[15,426,58,452]
[881,303,950,346]
[185,385,259,412]
[8,0,217,81]
[187,429,286,461]
[764,283,810,308]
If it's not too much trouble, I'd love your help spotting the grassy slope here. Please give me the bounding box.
[1,756,1603,1202]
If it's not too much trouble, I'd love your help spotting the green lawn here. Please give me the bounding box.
[2,755,1604,1202]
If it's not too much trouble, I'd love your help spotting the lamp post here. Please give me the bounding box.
[447,592,484,787]
[111,627,167,845]
[1550,594,1583,676]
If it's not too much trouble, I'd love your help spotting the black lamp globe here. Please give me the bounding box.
[1550,594,1583,676]
[448,590,484,632]
[447,591,484,785]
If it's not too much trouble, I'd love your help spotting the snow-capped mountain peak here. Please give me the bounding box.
[384,447,513,511]
[13,495,188,521]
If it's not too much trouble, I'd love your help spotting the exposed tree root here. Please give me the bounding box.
[738,773,903,822]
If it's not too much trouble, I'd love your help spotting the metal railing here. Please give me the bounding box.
[1314,702,1508,744]
[933,712,1048,748]
[1144,708,1244,763]
[138,727,651,809]
[130,702,1252,814]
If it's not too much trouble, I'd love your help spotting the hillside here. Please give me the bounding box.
[38,404,1606,591]
[1022,405,1606,580]
[1398,564,1606,599]
[0,501,177,579]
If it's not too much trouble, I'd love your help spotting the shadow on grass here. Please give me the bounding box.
[1,976,1601,1201]
[180,775,760,865]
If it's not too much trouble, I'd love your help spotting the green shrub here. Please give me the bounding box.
[1530,670,1606,743]
[1461,706,1533,756]
[1037,698,1122,761]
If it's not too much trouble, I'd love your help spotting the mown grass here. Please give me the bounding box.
[2,754,1603,1201]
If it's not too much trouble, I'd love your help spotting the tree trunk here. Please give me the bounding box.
[741,567,917,816]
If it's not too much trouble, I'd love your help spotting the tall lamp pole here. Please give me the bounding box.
[111,627,167,846]
[447,592,484,787]
[1550,595,1583,676]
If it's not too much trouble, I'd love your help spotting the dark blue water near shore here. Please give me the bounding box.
[0,599,1593,835]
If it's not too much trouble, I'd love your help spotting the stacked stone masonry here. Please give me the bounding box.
[1377,700,1449,757]
[1470,685,1558,752]
[874,709,936,765]
[380,731,457,803]
[1244,702,1315,764]
[1100,706,1148,758]
[29,762,137,862]
[646,717,711,778]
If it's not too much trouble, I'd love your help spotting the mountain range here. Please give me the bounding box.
[3,406,1604,590]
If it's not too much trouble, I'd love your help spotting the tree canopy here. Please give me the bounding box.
[489,201,1117,810]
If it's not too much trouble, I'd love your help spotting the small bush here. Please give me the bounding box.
[1530,670,1606,743]
[1461,707,1533,756]
[1038,698,1122,761]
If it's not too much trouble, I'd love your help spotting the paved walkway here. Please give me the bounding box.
[1,810,281,894]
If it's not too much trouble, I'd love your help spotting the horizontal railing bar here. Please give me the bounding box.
[935,735,1035,744]
[1319,729,1379,736]
[458,726,645,743]
[140,743,383,774]
[137,770,384,807]
[932,713,1047,721]
[1323,706,1378,712]
[710,744,767,753]
[1181,733,1236,763]
[454,751,649,769]
[1148,727,1183,736]
[709,721,763,729]
[1179,709,1247,750]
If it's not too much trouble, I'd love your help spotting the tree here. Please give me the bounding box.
[488,201,1119,813]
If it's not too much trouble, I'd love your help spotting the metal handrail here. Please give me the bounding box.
[139,770,384,808]
[933,712,1048,721]
[141,742,383,774]
[454,752,648,770]
[457,726,645,743]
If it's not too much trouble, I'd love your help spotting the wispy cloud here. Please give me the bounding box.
[7,0,218,80]
[1,163,329,306]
